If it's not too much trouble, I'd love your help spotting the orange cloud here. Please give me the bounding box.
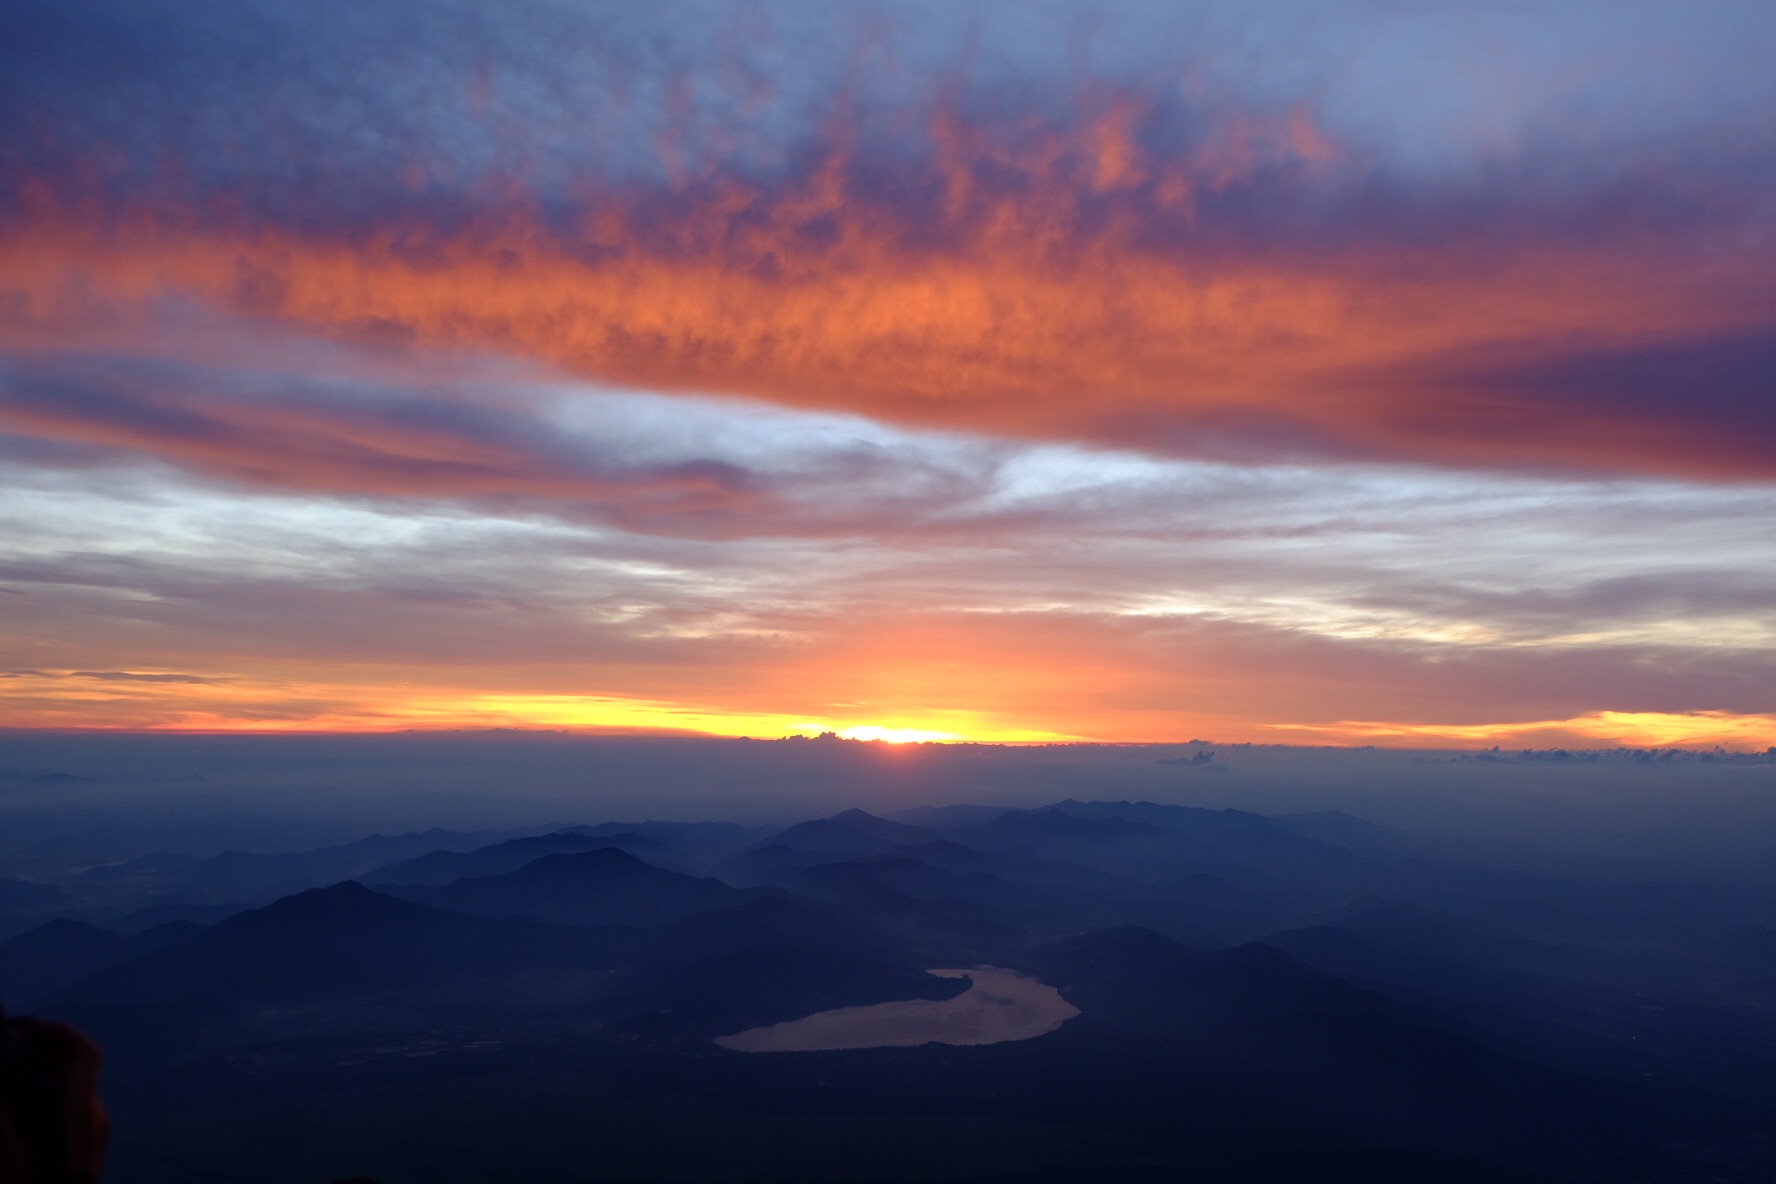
[6,106,1773,484]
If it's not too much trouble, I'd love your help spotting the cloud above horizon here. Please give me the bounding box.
[8,0,1776,476]
[2,1,1773,743]
[3,352,1773,743]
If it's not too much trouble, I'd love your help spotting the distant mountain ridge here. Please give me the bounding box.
[386,848,774,927]
[753,808,941,855]
[363,830,673,885]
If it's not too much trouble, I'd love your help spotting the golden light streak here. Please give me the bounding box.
[1268,711,1776,749]
[0,672,1073,743]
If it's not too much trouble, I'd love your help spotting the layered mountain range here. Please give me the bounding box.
[3,800,1773,1182]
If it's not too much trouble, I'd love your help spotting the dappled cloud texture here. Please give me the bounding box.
[6,1,1776,477]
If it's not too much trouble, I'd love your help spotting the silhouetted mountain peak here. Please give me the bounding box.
[760,810,939,854]
[218,880,431,935]
[19,917,110,941]
[281,878,378,903]
[383,847,762,929]
[366,830,685,887]
[424,846,696,897]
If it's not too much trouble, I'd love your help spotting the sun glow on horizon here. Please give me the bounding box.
[6,666,1776,752]
[835,726,960,744]
[3,659,1775,752]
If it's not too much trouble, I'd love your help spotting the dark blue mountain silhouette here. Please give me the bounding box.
[755,809,939,855]
[388,848,769,927]
[363,830,669,885]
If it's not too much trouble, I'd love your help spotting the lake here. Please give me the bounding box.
[715,967,1080,1052]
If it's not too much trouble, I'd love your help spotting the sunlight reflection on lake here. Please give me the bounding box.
[714,967,1080,1052]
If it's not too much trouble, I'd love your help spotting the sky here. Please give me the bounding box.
[2,0,1774,746]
